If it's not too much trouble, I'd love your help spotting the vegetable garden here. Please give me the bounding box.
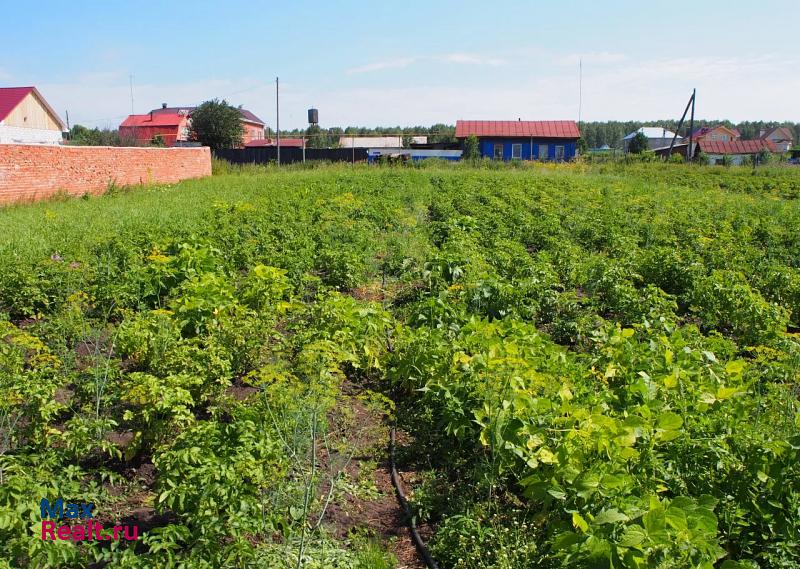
[0,162,798,568]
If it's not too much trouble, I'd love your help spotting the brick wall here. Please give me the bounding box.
[0,144,212,205]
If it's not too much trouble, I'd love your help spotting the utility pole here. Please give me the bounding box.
[667,90,695,160]
[276,77,280,166]
[578,58,582,126]
[688,88,696,162]
[65,110,70,132]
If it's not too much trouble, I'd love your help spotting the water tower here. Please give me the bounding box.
[308,108,319,125]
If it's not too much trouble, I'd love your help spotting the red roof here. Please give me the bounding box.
[455,120,580,139]
[699,139,775,154]
[245,138,304,148]
[0,87,37,122]
[689,125,739,140]
[120,113,187,127]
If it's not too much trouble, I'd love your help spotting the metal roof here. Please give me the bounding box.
[0,87,33,122]
[699,139,775,154]
[623,127,678,140]
[120,113,187,127]
[238,109,265,125]
[455,120,580,139]
[690,125,740,139]
[0,86,66,130]
[759,126,794,142]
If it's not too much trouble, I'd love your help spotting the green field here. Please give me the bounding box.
[1,162,799,568]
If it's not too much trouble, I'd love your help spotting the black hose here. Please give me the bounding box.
[389,423,439,569]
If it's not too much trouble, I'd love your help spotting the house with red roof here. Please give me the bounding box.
[455,120,581,161]
[119,105,192,146]
[119,104,265,147]
[0,86,66,145]
[758,126,794,153]
[699,139,775,165]
[688,125,740,144]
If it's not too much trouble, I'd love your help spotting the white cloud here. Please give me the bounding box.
[576,53,800,121]
[558,51,628,65]
[347,58,417,75]
[347,52,507,75]
[0,68,14,82]
[438,53,507,66]
[34,52,800,131]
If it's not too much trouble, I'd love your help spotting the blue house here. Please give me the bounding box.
[455,120,581,161]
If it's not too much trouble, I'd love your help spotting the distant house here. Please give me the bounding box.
[455,120,580,161]
[623,127,680,151]
[689,125,740,144]
[119,104,265,147]
[0,86,66,145]
[699,139,775,165]
[338,136,427,148]
[238,109,266,145]
[245,138,305,148]
[758,126,794,153]
[119,106,191,146]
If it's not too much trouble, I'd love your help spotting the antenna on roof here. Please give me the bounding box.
[129,75,134,115]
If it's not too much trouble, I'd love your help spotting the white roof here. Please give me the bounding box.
[623,127,679,140]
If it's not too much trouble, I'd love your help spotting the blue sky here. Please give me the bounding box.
[2,0,798,129]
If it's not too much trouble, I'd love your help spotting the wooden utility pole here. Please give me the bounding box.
[667,89,696,160]
[688,88,696,162]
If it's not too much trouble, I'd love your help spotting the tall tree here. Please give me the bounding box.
[628,132,649,154]
[189,99,244,150]
[463,135,480,161]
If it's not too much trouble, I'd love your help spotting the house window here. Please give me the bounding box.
[555,145,565,161]
[538,144,548,160]
[511,143,522,159]
[493,143,504,160]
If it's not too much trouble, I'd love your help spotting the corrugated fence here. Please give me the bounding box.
[214,147,368,165]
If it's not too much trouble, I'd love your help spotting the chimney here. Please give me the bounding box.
[162,103,167,109]
[149,111,153,121]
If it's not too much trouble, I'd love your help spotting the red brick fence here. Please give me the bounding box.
[0,145,212,205]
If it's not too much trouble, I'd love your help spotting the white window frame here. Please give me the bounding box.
[538,144,548,160]
[511,143,522,159]
[555,145,565,161]
[493,143,504,160]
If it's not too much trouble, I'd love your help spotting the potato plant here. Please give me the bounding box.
[0,162,798,567]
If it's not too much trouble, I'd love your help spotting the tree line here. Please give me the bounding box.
[578,120,800,150]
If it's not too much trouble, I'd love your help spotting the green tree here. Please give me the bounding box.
[463,135,480,162]
[69,125,124,146]
[428,123,456,144]
[628,132,649,154]
[576,137,588,155]
[189,99,244,150]
[150,134,166,147]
